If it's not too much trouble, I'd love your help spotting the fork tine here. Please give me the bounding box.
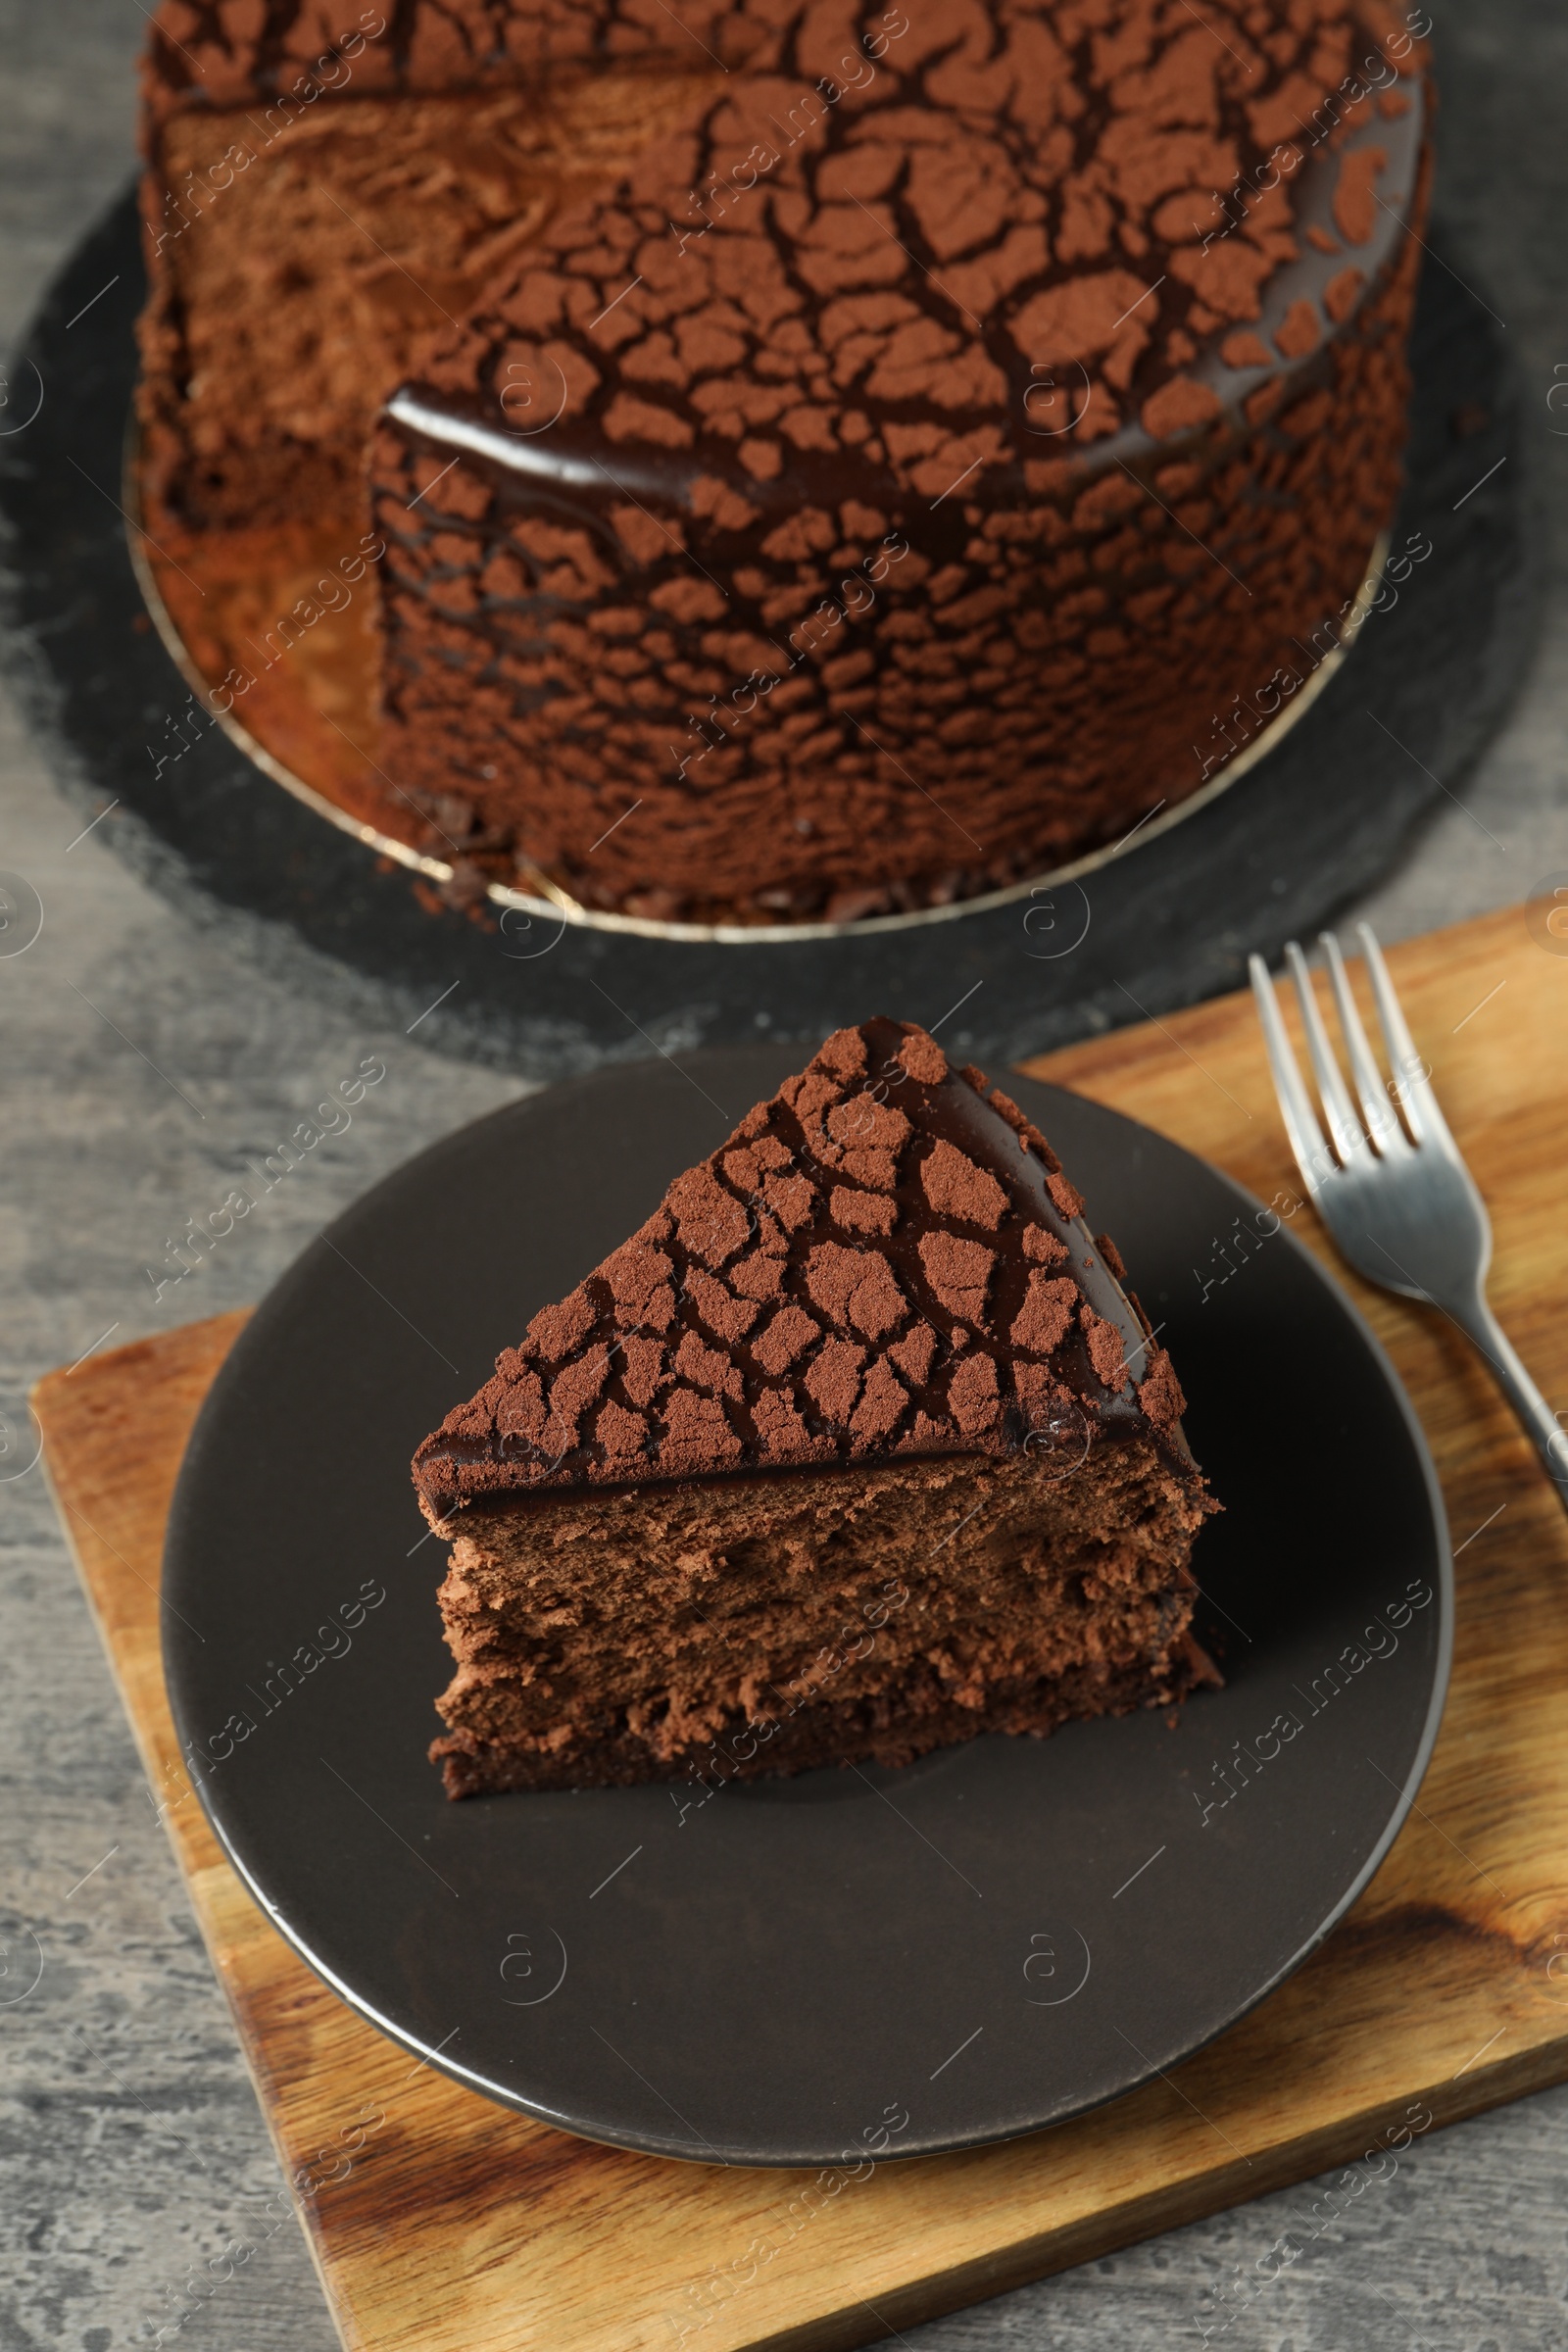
[1356,922,1444,1147]
[1248,953,1331,1194]
[1283,940,1367,1166]
[1321,931,1408,1155]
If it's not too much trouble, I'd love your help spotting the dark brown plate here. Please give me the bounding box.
[160,1051,1450,2166]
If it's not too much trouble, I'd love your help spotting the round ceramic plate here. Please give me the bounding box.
[162,1050,1451,2168]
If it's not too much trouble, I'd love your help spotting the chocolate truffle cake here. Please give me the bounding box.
[138,0,1431,925]
[412,1019,1217,1797]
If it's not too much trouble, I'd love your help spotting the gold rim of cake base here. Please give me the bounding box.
[124,449,1387,949]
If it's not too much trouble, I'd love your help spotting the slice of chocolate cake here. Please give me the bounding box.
[413,1019,1218,1797]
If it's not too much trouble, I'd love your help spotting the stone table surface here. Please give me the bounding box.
[2,6,1567,2349]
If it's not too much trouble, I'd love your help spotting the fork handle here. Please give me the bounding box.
[1449,1291,1568,1511]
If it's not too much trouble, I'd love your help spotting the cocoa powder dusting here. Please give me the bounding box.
[412,1017,1197,1518]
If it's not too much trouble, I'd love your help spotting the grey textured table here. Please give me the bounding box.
[2,7,1567,2348]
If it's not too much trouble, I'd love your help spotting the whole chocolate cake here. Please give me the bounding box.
[412,1019,1218,1797]
[138,0,1430,923]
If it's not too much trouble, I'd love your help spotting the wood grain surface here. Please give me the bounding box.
[32,900,1568,2352]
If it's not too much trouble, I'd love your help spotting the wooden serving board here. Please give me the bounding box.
[35,900,1568,2352]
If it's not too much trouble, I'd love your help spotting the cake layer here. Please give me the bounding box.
[137,71,720,533]
[437,1649,1216,1794]
[431,1438,1214,1794]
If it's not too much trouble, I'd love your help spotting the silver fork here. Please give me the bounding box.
[1250,922,1568,1511]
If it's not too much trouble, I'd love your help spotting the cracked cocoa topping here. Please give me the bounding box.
[139,0,1431,922]
[413,1015,1193,1517]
